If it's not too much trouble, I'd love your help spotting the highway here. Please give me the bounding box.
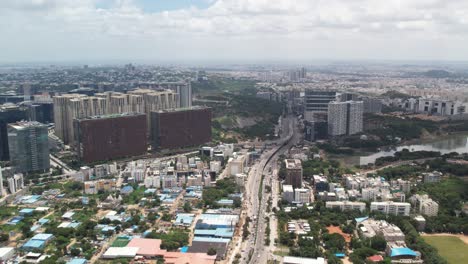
[236,114,301,264]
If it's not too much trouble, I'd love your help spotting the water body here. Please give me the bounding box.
[341,134,468,166]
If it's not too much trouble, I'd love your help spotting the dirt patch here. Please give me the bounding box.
[327,225,351,243]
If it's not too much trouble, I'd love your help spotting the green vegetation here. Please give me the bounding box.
[377,164,426,180]
[375,149,441,166]
[423,236,468,264]
[202,177,240,208]
[146,230,189,251]
[416,177,468,234]
[365,114,439,141]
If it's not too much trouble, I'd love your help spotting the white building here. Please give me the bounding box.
[370,201,410,216]
[326,201,366,212]
[294,188,310,204]
[409,194,439,217]
[422,171,442,183]
[328,101,363,136]
[283,185,294,203]
[144,176,161,189]
[7,173,24,194]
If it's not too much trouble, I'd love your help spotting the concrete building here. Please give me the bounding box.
[362,97,383,113]
[304,90,338,122]
[8,121,50,173]
[74,113,147,163]
[358,219,405,242]
[409,194,439,217]
[285,159,303,189]
[0,166,4,197]
[7,173,24,194]
[370,201,411,216]
[328,101,363,136]
[84,179,116,194]
[0,104,28,161]
[150,107,212,150]
[282,185,294,203]
[422,171,442,183]
[326,201,366,212]
[294,188,310,203]
[418,98,466,116]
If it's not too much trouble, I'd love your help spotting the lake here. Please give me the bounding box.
[340,133,468,166]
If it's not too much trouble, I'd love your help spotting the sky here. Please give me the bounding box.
[1,0,468,63]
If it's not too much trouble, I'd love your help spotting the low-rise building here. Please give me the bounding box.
[326,201,366,212]
[283,185,294,203]
[370,201,410,216]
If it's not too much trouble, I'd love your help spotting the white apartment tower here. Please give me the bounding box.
[328,101,363,136]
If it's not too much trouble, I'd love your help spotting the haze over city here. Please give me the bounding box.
[2,0,468,63]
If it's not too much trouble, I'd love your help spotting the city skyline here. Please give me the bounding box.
[1,0,468,63]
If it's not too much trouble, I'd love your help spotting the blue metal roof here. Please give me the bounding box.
[390,248,417,257]
[67,258,87,264]
[31,233,54,241]
[355,217,369,223]
[23,239,46,249]
[335,253,345,258]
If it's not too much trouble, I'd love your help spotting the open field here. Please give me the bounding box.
[422,235,468,264]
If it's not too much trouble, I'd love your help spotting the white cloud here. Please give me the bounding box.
[1,0,468,62]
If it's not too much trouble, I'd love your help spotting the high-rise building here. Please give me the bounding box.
[328,102,348,136]
[285,159,303,189]
[0,166,4,197]
[150,107,212,150]
[27,102,54,123]
[304,91,338,122]
[327,101,363,136]
[7,173,24,194]
[282,185,294,203]
[74,113,147,163]
[8,121,50,173]
[0,104,27,161]
[362,97,383,113]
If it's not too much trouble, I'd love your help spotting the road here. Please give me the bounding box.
[234,114,301,264]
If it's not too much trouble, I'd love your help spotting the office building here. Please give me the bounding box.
[370,201,410,216]
[7,173,24,194]
[0,166,4,197]
[27,102,54,123]
[0,104,27,161]
[294,188,310,203]
[328,101,363,136]
[285,159,303,189]
[304,121,328,141]
[304,91,338,122]
[150,107,211,150]
[8,121,50,173]
[326,201,366,212]
[74,113,147,163]
[282,185,294,203]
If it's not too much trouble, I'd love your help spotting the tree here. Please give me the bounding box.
[370,235,387,251]
[0,233,8,242]
[70,247,81,257]
[207,247,217,256]
[183,202,192,213]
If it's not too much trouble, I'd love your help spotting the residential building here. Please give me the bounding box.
[8,121,50,173]
[362,97,383,113]
[84,179,116,194]
[326,201,366,212]
[285,159,303,189]
[409,194,439,217]
[328,101,363,136]
[7,173,24,194]
[422,171,442,183]
[370,201,411,216]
